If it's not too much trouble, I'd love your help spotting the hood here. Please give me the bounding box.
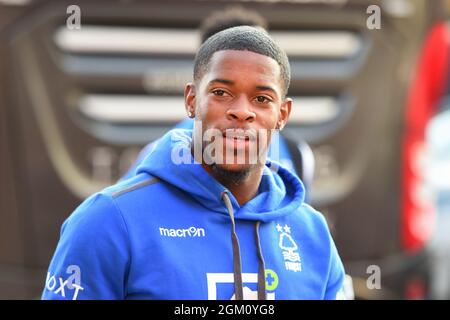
[136,129,305,222]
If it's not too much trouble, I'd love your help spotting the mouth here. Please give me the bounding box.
[220,128,257,154]
[222,128,257,142]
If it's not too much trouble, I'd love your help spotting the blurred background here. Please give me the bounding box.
[0,0,450,299]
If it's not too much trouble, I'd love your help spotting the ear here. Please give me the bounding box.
[184,82,196,118]
[277,97,292,130]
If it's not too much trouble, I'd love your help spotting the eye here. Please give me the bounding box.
[256,96,271,103]
[212,89,226,96]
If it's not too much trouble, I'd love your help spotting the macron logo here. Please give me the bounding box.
[159,226,206,238]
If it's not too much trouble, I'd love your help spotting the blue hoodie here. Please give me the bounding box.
[42,129,345,300]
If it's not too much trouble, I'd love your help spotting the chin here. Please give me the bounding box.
[216,162,254,172]
[211,162,254,185]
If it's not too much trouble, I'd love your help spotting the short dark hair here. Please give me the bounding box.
[200,6,268,43]
[193,26,291,97]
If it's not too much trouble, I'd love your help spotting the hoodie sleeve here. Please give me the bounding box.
[41,193,130,300]
[324,237,346,300]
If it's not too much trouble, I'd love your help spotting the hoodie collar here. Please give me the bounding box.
[136,129,305,222]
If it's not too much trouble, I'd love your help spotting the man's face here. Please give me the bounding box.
[186,49,291,173]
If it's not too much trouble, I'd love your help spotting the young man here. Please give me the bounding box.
[121,8,314,192]
[42,26,345,300]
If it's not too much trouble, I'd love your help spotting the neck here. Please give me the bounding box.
[191,139,266,205]
[206,164,264,206]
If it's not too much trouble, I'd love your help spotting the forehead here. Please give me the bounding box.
[203,50,282,87]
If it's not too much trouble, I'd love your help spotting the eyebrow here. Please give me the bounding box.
[208,79,278,95]
[256,85,278,96]
[207,78,235,86]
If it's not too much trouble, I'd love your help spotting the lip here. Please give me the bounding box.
[220,129,257,152]
[221,128,257,141]
[222,135,250,150]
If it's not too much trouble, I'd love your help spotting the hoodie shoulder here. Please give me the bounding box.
[294,202,335,244]
[101,173,175,222]
[300,203,329,224]
[108,174,160,199]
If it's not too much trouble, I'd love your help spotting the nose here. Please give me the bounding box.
[226,97,256,123]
